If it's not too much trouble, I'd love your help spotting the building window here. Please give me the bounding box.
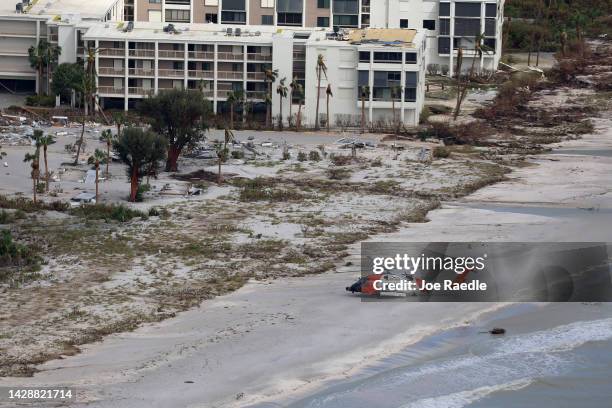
[454,18,481,37]
[359,51,370,63]
[455,2,481,17]
[277,12,302,26]
[317,0,330,8]
[404,72,417,102]
[261,0,274,7]
[205,13,218,23]
[204,0,218,5]
[400,19,408,28]
[222,0,246,24]
[439,2,450,16]
[423,20,435,30]
[149,0,161,3]
[261,15,273,25]
[317,17,330,27]
[438,37,450,54]
[372,71,401,101]
[439,18,450,35]
[373,52,402,63]
[333,14,358,27]
[485,18,495,36]
[484,38,496,51]
[405,52,416,64]
[165,9,190,22]
[485,3,497,17]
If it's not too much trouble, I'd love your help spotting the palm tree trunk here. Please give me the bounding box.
[289,92,293,127]
[32,178,37,203]
[129,166,139,202]
[230,103,234,129]
[106,142,110,176]
[44,146,49,192]
[218,158,222,184]
[279,96,283,130]
[392,98,396,134]
[361,96,366,133]
[297,102,302,131]
[95,163,99,202]
[315,67,321,130]
[326,93,330,132]
[74,116,85,165]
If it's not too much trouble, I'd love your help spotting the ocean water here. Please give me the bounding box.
[257,304,612,408]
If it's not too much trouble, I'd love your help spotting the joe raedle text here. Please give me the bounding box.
[373,279,488,292]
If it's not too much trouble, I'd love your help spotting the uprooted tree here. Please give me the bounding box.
[113,127,167,202]
[136,89,212,172]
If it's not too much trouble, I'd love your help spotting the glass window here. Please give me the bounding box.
[223,0,245,10]
[333,14,358,27]
[438,37,450,54]
[373,52,402,63]
[359,51,370,62]
[278,0,303,12]
[454,18,481,36]
[485,3,497,17]
[317,16,330,27]
[317,0,330,8]
[261,15,273,25]
[485,19,495,36]
[400,19,408,28]
[205,13,218,23]
[333,0,358,14]
[455,2,481,17]
[423,20,435,30]
[405,53,416,64]
[358,70,369,87]
[277,12,302,25]
[439,2,450,16]
[405,71,417,87]
[484,38,496,51]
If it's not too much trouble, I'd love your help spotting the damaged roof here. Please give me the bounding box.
[347,28,417,47]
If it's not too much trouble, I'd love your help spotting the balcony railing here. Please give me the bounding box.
[188,70,214,79]
[292,52,306,61]
[247,72,265,80]
[129,87,152,95]
[247,53,272,61]
[158,69,185,77]
[188,51,214,60]
[99,48,125,57]
[217,52,244,60]
[128,49,155,58]
[129,68,155,76]
[98,86,124,94]
[217,71,243,80]
[158,50,184,59]
[99,67,125,75]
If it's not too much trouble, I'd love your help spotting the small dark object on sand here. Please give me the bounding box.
[490,328,506,335]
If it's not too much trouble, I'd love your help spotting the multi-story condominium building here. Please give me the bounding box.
[0,0,123,92]
[0,0,504,127]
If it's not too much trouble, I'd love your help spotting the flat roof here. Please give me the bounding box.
[83,21,326,43]
[0,0,118,19]
[347,28,418,47]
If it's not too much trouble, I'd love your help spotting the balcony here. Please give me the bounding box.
[217,52,244,61]
[246,72,265,80]
[246,91,266,100]
[128,49,155,58]
[247,53,272,62]
[129,68,155,77]
[188,70,214,79]
[99,67,125,76]
[292,52,305,61]
[158,69,185,78]
[129,87,152,96]
[217,71,243,80]
[158,50,184,59]
[188,51,214,60]
[98,86,124,95]
[100,48,125,57]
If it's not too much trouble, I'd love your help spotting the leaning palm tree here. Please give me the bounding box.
[88,149,107,202]
[360,85,370,133]
[100,129,114,177]
[325,84,333,132]
[276,77,288,130]
[264,68,279,129]
[217,128,234,184]
[23,152,40,204]
[289,77,300,127]
[314,54,328,130]
[454,34,489,120]
[38,134,56,192]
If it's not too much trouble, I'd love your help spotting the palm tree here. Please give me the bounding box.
[44,43,62,95]
[0,145,6,161]
[38,134,56,192]
[88,149,107,202]
[84,46,100,116]
[100,129,114,177]
[295,83,304,131]
[276,77,288,130]
[314,54,328,130]
[112,111,128,138]
[360,86,370,133]
[217,129,234,184]
[28,39,50,95]
[226,90,243,129]
[23,152,40,204]
[289,77,300,128]
[325,84,333,132]
[264,68,279,129]
[454,34,489,120]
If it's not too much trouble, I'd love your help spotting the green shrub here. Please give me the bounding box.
[326,167,352,180]
[330,154,352,166]
[231,150,245,159]
[297,152,307,162]
[70,204,145,222]
[238,177,305,202]
[148,207,160,217]
[25,94,56,107]
[0,230,41,283]
[308,150,321,162]
[0,195,69,213]
[282,151,291,160]
[433,146,451,158]
[135,184,151,202]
